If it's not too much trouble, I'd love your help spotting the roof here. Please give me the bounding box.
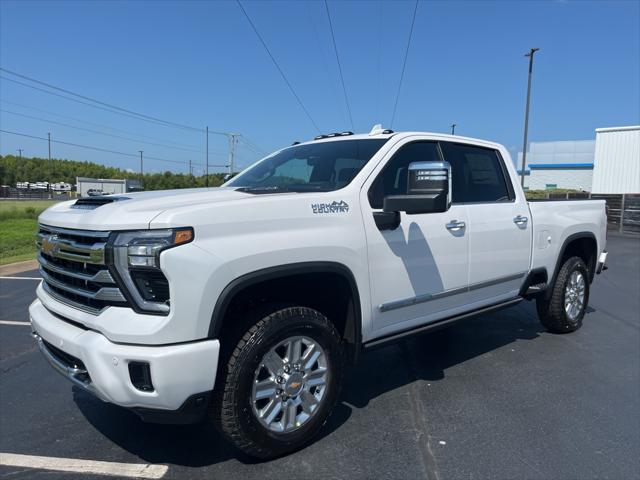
[595,125,640,133]
[304,130,504,150]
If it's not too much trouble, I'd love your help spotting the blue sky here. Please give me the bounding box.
[1,0,638,174]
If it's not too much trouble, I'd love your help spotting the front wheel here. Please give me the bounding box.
[536,256,590,333]
[211,306,344,459]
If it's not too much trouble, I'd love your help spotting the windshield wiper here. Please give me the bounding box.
[235,186,292,194]
[235,185,331,194]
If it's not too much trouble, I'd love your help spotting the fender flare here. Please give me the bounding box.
[207,261,363,360]
[549,232,598,292]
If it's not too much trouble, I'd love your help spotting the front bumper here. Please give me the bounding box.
[29,298,220,413]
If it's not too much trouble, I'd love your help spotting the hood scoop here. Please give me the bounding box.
[71,196,131,210]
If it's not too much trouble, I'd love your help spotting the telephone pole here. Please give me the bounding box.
[139,150,143,176]
[228,134,238,176]
[520,47,540,187]
[205,126,209,187]
[47,132,51,160]
[16,148,23,159]
[450,123,456,135]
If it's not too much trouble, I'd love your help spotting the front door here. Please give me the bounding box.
[361,140,471,339]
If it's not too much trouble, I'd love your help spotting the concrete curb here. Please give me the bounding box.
[0,259,39,276]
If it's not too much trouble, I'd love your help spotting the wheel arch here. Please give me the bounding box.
[551,232,598,289]
[208,262,363,363]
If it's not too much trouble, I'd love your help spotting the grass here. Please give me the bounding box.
[0,200,59,265]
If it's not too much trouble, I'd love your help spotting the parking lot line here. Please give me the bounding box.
[0,453,168,479]
[0,321,31,326]
[0,276,41,280]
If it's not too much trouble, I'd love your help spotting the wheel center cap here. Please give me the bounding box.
[284,372,304,396]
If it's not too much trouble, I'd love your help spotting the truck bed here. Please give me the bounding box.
[528,199,607,277]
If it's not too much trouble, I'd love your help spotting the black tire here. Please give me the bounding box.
[536,256,590,333]
[211,306,344,459]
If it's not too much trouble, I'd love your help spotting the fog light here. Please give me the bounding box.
[129,361,154,392]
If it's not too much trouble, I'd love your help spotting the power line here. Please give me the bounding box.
[1,75,198,132]
[1,99,204,151]
[1,69,262,168]
[236,0,322,134]
[238,134,266,154]
[0,108,220,155]
[0,129,215,168]
[324,0,354,131]
[0,68,233,136]
[390,0,419,128]
[238,136,267,156]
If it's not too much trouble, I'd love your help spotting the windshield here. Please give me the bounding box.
[227,139,388,193]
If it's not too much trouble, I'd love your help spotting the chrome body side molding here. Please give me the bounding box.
[379,272,526,313]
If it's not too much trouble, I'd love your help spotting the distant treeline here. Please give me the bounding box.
[0,155,229,190]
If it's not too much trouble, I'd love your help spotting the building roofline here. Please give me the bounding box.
[595,125,640,133]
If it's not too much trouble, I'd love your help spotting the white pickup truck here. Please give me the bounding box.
[30,126,608,458]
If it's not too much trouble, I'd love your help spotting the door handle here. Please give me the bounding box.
[514,215,528,225]
[446,220,466,231]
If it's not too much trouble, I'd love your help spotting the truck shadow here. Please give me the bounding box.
[341,300,545,410]
[74,300,556,467]
[383,221,445,297]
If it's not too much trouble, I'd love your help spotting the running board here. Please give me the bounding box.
[525,282,548,296]
[363,297,523,350]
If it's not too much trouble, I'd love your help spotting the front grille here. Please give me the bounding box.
[37,224,128,314]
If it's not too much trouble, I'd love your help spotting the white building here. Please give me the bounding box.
[592,126,640,194]
[517,140,595,191]
[76,177,142,197]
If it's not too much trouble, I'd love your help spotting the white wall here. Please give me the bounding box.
[592,126,640,194]
[527,169,593,191]
[77,180,126,197]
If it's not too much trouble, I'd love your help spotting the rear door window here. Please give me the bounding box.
[439,142,513,203]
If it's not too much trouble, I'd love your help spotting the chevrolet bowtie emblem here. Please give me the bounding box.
[41,234,59,255]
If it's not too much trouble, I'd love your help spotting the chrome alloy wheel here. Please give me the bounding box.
[251,336,329,433]
[564,270,586,321]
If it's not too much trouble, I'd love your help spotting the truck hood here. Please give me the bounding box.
[38,187,252,231]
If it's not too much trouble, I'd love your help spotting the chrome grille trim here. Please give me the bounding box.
[37,253,115,283]
[38,224,110,239]
[42,282,103,315]
[40,269,126,302]
[36,232,106,264]
[37,224,129,314]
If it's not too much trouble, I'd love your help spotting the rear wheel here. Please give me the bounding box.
[536,256,589,333]
[211,306,344,459]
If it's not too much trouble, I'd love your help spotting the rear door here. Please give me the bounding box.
[439,142,531,303]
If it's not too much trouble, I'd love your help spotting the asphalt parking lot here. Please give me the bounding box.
[1,233,639,480]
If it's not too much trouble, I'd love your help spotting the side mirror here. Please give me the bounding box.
[383,161,451,215]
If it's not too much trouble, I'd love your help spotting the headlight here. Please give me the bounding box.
[111,228,193,314]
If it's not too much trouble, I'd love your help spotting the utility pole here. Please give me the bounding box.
[189,159,192,176]
[16,148,23,159]
[228,134,238,176]
[139,150,144,176]
[520,47,540,187]
[450,123,456,135]
[47,132,51,160]
[205,126,209,187]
